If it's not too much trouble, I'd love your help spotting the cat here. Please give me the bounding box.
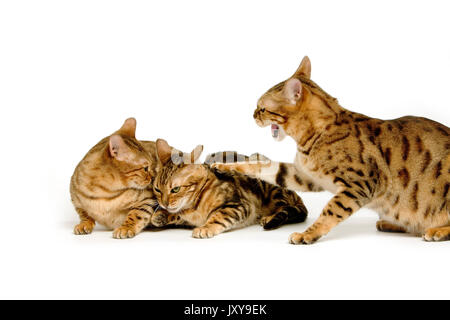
[70,118,162,239]
[150,139,308,238]
[211,56,450,244]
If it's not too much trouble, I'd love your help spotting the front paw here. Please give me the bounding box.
[289,231,321,245]
[209,163,228,170]
[423,228,450,242]
[192,227,217,239]
[151,210,170,227]
[74,222,94,235]
[112,226,136,239]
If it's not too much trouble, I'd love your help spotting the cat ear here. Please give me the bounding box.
[284,78,303,103]
[292,56,311,79]
[156,139,173,165]
[109,135,133,161]
[117,117,136,138]
[186,145,204,164]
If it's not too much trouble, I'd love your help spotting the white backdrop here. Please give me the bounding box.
[0,0,449,299]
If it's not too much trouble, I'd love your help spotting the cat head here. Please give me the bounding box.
[153,139,204,213]
[253,56,311,142]
[253,56,336,142]
[107,118,154,189]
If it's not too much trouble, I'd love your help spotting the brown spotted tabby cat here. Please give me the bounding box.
[151,139,308,238]
[212,56,450,244]
[70,118,161,239]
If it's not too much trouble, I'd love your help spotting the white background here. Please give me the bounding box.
[0,0,449,300]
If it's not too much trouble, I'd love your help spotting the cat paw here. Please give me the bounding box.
[209,163,227,171]
[192,227,216,239]
[151,211,170,227]
[112,226,136,239]
[74,222,94,235]
[260,215,282,230]
[423,228,450,242]
[260,216,270,227]
[289,231,321,245]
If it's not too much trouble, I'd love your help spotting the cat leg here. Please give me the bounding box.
[212,161,323,192]
[261,189,308,230]
[423,225,450,241]
[210,159,275,178]
[289,188,369,244]
[192,205,246,239]
[112,200,156,239]
[376,220,406,233]
[74,208,95,235]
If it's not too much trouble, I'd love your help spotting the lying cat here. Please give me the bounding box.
[151,139,308,238]
[212,56,450,244]
[70,118,161,239]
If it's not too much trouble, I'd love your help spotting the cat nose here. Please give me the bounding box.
[253,110,259,119]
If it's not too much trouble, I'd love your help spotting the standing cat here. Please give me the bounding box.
[70,118,160,239]
[151,139,308,238]
[213,56,450,244]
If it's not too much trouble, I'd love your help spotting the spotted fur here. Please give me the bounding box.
[212,56,450,244]
[151,139,308,238]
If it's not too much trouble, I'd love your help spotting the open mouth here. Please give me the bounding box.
[270,124,286,141]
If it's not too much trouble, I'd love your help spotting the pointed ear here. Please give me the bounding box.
[109,135,133,162]
[117,117,136,138]
[284,78,303,103]
[292,56,311,79]
[186,145,203,164]
[156,139,173,165]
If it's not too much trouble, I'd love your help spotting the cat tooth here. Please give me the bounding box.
[272,129,279,139]
[271,124,279,139]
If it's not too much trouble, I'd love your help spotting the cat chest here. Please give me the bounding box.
[78,190,150,228]
[81,197,126,214]
[80,197,127,226]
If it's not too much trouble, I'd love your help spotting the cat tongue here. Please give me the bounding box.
[271,124,279,139]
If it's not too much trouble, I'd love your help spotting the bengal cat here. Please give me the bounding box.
[70,118,162,239]
[151,139,308,238]
[212,56,450,244]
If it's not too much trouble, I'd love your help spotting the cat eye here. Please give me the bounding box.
[260,108,265,112]
[171,186,181,193]
[154,187,161,193]
[144,166,149,172]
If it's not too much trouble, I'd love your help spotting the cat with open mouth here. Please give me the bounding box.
[212,56,450,244]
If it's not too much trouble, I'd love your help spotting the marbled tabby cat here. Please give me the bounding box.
[213,56,450,244]
[151,139,308,238]
[70,118,161,239]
